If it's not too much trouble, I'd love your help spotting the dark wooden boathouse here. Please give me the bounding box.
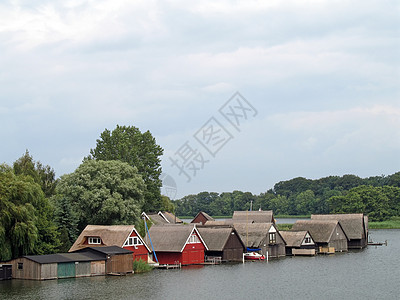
[197,225,245,262]
[311,214,368,249]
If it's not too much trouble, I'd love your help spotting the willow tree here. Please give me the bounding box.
[87,125,163,212]
[0,165,59,261]
[56,160,146,230]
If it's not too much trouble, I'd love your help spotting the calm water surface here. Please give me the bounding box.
[1,229,399,300]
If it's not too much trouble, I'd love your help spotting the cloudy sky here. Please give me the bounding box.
[1,0,399,199]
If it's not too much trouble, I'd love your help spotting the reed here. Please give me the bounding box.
[133,259,154,273]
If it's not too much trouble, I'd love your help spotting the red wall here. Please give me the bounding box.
[123,231,150,262]
[155,233,205,265]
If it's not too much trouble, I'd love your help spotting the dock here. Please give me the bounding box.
[368,240,388,246]
[157,263,181,269]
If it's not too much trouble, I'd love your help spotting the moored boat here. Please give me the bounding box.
[244,252,265,260]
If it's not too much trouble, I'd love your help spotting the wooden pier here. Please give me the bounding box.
[157,263,181,269]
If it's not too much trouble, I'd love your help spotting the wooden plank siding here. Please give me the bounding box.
[10,258,41,280]
[91,261,105,275]
[75,262,91,277]
[222,231,245,262]
[106,254,133,274]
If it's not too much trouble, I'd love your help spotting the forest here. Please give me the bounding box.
[173,173,400,221]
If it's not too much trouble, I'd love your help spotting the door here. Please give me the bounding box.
[57,262,76,278]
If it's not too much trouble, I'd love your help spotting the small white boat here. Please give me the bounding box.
[244,252,265,260]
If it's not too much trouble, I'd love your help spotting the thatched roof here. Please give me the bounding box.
[280,231,312,247]
[146,213,169,225]
[197,226,244,251]
[69,225,145,252]
[147,224,207,252]
[191,211,215,223]
[143,211,183,225]
[311,214,367,240]
[292,220,347,243]
[232,223,273,248]
[204,220,229,226]
[232,210,274,223]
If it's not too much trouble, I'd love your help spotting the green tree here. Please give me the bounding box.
[87,125,164,212]
[56,160,146,230]
[13,150,57,198]
[52,195,79,252]
[160,195,175,212]
[0,166,59,261]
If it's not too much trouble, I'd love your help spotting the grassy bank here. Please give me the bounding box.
[275,214,310,218]
[276,224,293,231]
[369,217,400,229]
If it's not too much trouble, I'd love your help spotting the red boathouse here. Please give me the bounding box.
[146,224,208,265]
[69,225,151,262]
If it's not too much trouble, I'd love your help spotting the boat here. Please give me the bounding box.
[244,252,265,260]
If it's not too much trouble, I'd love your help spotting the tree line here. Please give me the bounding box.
[173,173,400,221]
[0,125,171,261]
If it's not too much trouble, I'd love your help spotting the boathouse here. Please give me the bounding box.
[147,224,208,265]
[280,231,316,256]
[69,225,151,262]
[233,223,286,258]
[232,210,275,224]
[7,252,106,280]
[292,220,349,253]
[71,246,134,274]
[311,214,368,249]
[191,211,215,225]
[197,225,245,262]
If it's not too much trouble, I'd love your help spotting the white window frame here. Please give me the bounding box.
[124,236,143,247]
[188,234,200,244]
[269,232,276,244]
[88,237,101,244]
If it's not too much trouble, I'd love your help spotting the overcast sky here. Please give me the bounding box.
[1,0,399,199]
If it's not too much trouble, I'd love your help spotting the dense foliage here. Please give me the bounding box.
[87,125,164,212]
[0,164,60,261]
[56,160,146,232]
[174,173,400,221]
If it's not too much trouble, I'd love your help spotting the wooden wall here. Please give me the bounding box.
[106,254,133,274]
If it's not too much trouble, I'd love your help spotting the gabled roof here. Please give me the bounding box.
[232,223,274,248]
[147,224,208,252]
[232,210,275,223]
[69,225,149,252]
[292,220,348,243]
[24,252,105,264]
[197,226,244,251]
[311,214,367,240]
[191,211,215,223]
[161,211,183,224]
[280,231,313,247]
[142,211,183,225]
[145,213,168,225]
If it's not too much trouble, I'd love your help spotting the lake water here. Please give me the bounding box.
[1,229,399,300]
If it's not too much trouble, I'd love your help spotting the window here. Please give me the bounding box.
[188,234,200,244]
[18,263,23,270]
[269,233,276,244]
[88,237,101,244]
[304,237,311,244]
[124,236,143,247]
